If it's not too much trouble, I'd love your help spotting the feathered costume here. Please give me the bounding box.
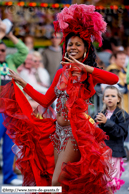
[0,4,120,194]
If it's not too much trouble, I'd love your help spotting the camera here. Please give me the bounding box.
[2,19,13,34]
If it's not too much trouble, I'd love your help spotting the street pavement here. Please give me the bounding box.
[0,161,129,194]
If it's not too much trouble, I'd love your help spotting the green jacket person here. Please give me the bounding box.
[0,21,28,185]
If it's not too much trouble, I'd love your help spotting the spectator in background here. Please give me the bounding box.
[109,53,115,65]
[42,31,62,82]
[20,53,49,110]
[100,54,121,92]
[124,43,129,67]
[18,35,36,74]
[110,37,124,53]
[33,51,50,88]
[20,53,48,95]
[0,21,28,185]
[107,51,127,88]
[97,58,106,70]
[94,58,106,114]
[23,35,35,53]
[106,51,128,112]
[95,86,129,193]
[97,38,112,67]
[101,52,125,93]
[126,45,129,85]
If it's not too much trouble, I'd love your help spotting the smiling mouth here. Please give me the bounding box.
[70,52,78,56]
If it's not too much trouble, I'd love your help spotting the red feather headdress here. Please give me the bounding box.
[54,4,107,61]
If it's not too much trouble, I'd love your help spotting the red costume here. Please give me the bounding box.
[0,66,119,193]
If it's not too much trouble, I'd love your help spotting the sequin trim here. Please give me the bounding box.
[54,86,69,121]
[50,122,78,154]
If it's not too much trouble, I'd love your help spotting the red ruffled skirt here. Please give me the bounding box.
[0,81,115,194]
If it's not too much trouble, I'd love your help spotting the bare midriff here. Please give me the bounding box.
[50,85,79,154]
[57,111,70,126]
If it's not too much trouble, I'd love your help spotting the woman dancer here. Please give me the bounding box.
[0,4,119,194]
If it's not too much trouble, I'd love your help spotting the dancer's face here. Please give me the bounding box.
[66,36,87,62]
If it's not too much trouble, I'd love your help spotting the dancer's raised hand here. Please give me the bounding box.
[9,69,27,88]
[61,55,94,74]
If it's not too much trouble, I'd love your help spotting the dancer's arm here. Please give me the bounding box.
[61,55,119,85]
[9,69,62,108]
[92,68,119,85]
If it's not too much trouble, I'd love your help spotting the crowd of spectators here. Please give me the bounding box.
[96,36,129,113]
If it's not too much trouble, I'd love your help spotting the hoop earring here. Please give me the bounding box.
[83,52,86,58]
[65,52,68,57]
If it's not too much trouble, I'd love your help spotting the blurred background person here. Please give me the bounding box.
[109,53,116,66]
[107,51,127,89]
[20,53,48,94]
[97,38,112,67]
[0,20,28,185]
[33,51,50,88]
[17,35,35,73]
[23,35,35,54]
[42,31,62,82]
[106,51,128,112]
[97,58,106,70]
[19,53,49,110]
[110,36,124,53]
[93,58,106,114]
[101,53,121,92]
[124,43,129,67]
